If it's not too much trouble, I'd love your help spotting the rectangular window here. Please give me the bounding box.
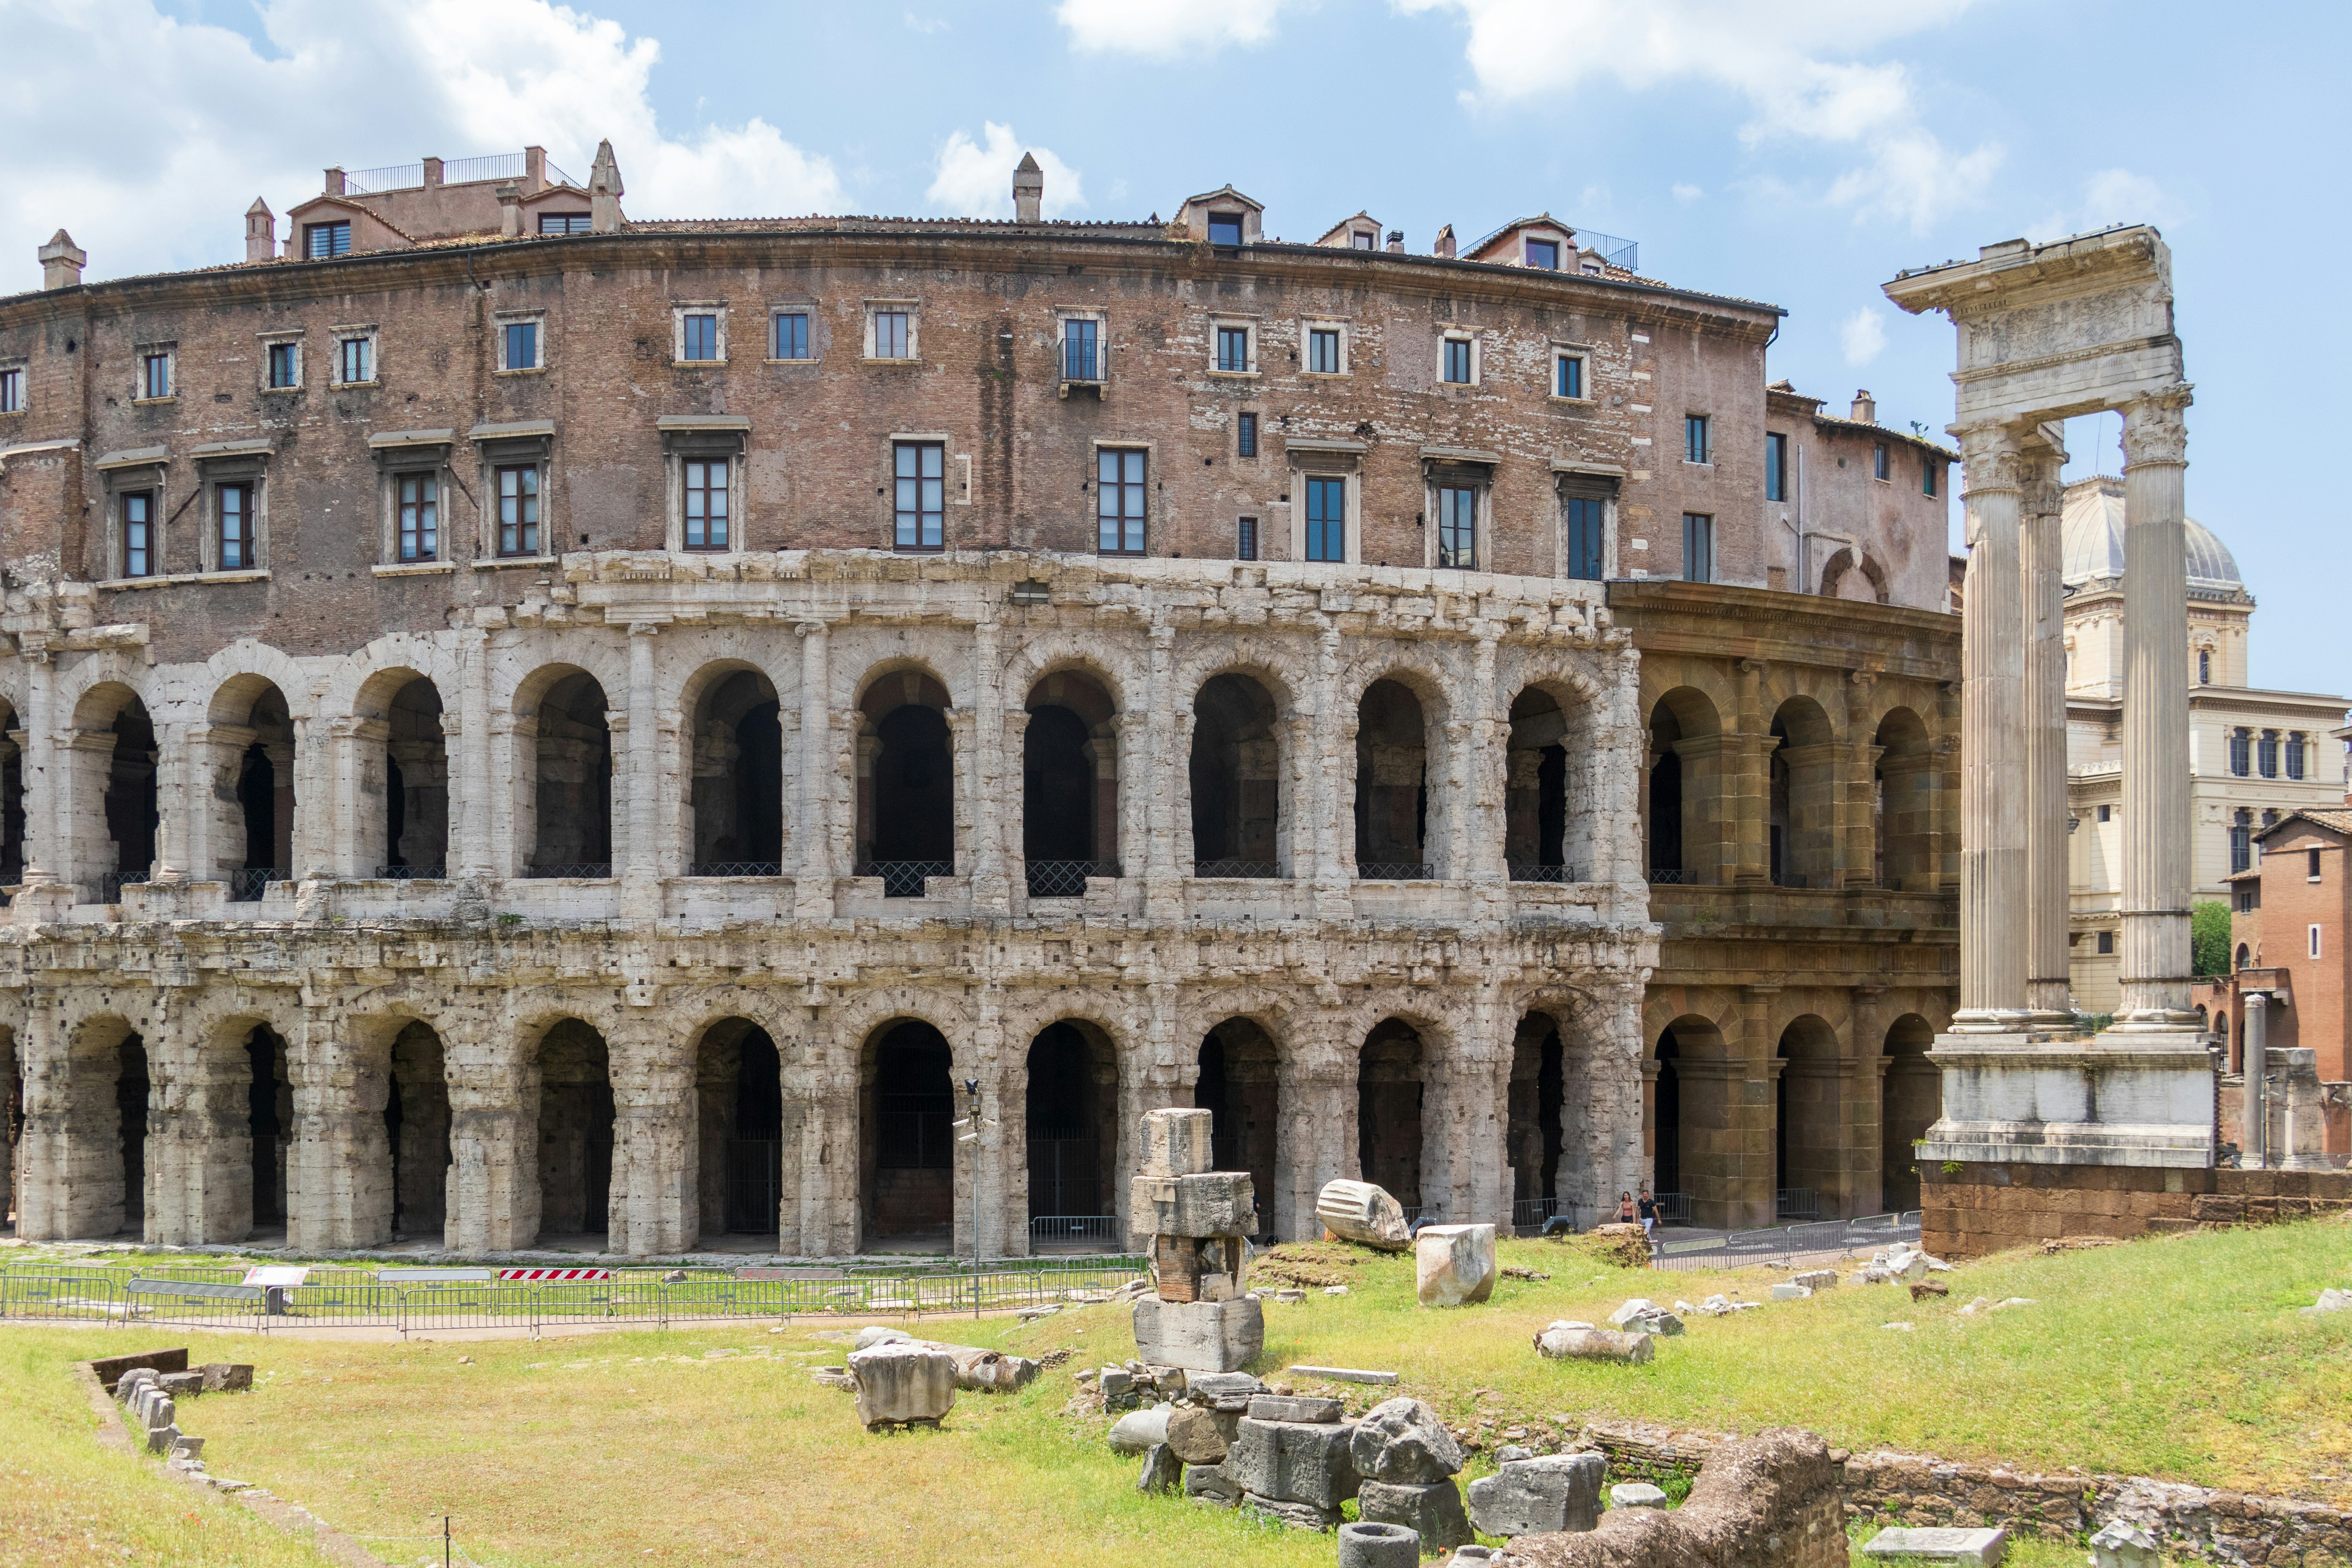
[1681,512,1713,582]
[0,368,20,413]
[537,213,592,235]
[2259,731,2279,778]
[1685,415,1709,464]
[397,473,438,562]
[2096,931,2115,956]
[305,220,351,258]
[497,464,540,557]
[894,441,945,551]
[684,459,729,550]
[2311,848,2324,882]
[122,491,153,578]
[2230,820,2253,874]
[2230,728,2251,777]
[1923,459,1939,498]
[266,342,299,389]
[217,483,253,570]
[2097,803,2112,823]
[1208,212,1243,249]
[2287,734,2307,780]
[1064,318,1099,380]
[1307,328,1341,375]
[1305,475,1346,563]
[1437,484,1478,570]
[1237,411,1258,459]
[681,313,720,362]
[1874,443,1890,481]
[2239,887,2256,913]
[2312,924,2324,961]
[1237,516,1258,561]
[1442,337,1473,384]
[504,321,539,372]
[1565,496,1604,581]
[339,337,371,385]
[1351,230,1376,250]
[772,312,810,360]
[1765,432,1788,502]
[1216,325,1251,373]
[873,311,910,360]
[141,352,171,401]
[1526,238,1560,270]
[1556,353,1583,400]
[1097,448,1146,555]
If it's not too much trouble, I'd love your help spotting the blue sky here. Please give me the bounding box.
[6,0,2343,693]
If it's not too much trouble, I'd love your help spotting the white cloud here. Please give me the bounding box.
[2026,168,2180,243]
[1056,0,1291,55]
[0,0,845,293]
[1672,183,1704,203]
[1390,0,1998,233]
[1840,305,1888,368]
[926,123,1085,220]
[904,11,950,32]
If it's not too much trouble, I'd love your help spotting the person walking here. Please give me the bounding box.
[1616,1190,1635,1225]
[1637,1188,1658,1238]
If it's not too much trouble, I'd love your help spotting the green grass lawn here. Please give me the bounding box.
[4,1220,2346,1567]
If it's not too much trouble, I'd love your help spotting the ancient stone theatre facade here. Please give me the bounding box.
[0,143,1956,1256]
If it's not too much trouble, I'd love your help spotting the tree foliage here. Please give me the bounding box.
[2191,899,2233,977]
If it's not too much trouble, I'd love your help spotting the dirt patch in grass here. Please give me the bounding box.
[1254,1241,1379,1288]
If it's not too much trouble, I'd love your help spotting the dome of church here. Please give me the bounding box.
[2059,475,2242,593]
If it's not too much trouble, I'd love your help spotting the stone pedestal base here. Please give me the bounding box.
[1133,1295,1265,1372]
[1920,1027,2217,1170]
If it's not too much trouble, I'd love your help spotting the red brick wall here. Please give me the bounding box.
[1921,1160,2352,1257]
[2254,827,2351,1081]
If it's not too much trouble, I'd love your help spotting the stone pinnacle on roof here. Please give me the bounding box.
[38,229,86,290]
[1014,152,1044,223]
[590,140,624,233]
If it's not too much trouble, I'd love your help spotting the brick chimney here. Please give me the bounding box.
[1851,389,1877,424]
[324,166,347,196]
[590,139,625,233]
[1432,224,1456,259]
[1013,152,1043,223]
[1386,230,1404,253]
[423,156,445,189]
[524,145,548,192]
[38,230,86,290]
[497,184,524,239]
[245,199,276,263]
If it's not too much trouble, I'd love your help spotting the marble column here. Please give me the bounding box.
[456,624,494,880]
[1951,423,2031,1029]
[622,623,661,895]
[793,620,834,917]
[2116,390,2196,1029]
[2021,431,2073,1024]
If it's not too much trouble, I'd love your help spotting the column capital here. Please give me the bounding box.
[1954,420,2031,494]
[2119,386,2193,467]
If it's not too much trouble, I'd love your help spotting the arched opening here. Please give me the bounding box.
[1191,672,1281,877]
[1874,707,1933,891]
[116,1032,149,1233]
[1881,1015,1938,1214]
[860,1020,954,1250]
[1507,1013,1565,1227]
[1506,686,1577,882]
[1646,689,1720,884]
[72,685,159,901]
[526,671,614,877]
[386,1022,451,1242]
[1357,1019,1425,1214]
[1025,1020,1119,1249]
[63,1018,147,1237]
[1354,678,1431,878]
[1195,1019,1279,1240]
[2236,942,2252,971]
[1651,1028,1681,1218]
[211,677,297,900]
[533,1020,614,1243]
[382,677,448,878]
[694,1019,784,1241]
[1654,1015,1733,1227]
[857,670,955,897]
[1023,669,1119,897]
[0,701,24,888]
[1768,697,1836,889]
[245,1024,291,1236]
[2,1029,19,1233]
[1775,1015,1841,1219]
[689,669,783,876]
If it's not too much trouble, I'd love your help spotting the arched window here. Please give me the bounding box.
[2230,810,2253,875]
[2229,728,2251,778]
[2259,730,2280,779]
[2198,649,2211,684]
[2287,732,2307,781]
[2236,942,2251,971]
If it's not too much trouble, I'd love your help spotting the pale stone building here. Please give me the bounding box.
[0,142,1957,1254]
[2063,476,2349,1011]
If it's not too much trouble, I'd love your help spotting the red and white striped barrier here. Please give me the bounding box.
[495,1267,614,1283]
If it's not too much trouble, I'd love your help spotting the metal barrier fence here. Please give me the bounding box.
[0,1258,1149,1336]
[1648,1211,1920,1273]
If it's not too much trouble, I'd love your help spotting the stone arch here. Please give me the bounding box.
[1191,671,1284,876]
[858,1016,957,1250]
[682,661,784,875]
[1820,546,1890,603]
[999,639,1133,718]
[353,667,448,879]
[0,1023,17,1235]
[1357,1016,1428,1213]
[1646,686,1722,885]
[1648,1012,1731,1228]
[206,673,300,895]
[59,1013,149,1239]
[0,692,23,888]
[1768,695,1837,889]
[62,681,158,900]
[1194,1016,1279,1240]
[855,665,956,894]
[1506,1011,1566,1223]
[529,1017,616,1243]
[692,1016,784,1240]
[383,1019,453,1241]
[1880,1014,1937,1213]
[1774,1014,1841,1218]
[1023,1018,1120,1246]
[1504,675,1599,883]
[1023,666,1120,889]
[1351,668,1447,879]
[1873,706,1934,890]
[514,664,615,876]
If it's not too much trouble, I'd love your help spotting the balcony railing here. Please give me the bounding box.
[342,162,423,195]
[1062,342,1100,382]
[1026,860,1118,898]
[97,873,129,904]
[1648,867,1690,884]
[1509,862,1580,883]
[521,863,613,880]
[857,859,952,898]
[1355,862,1432,881]
[441,153,525,186]
[690,861,784,878]
[230,867,288,903]
[375,864,446,881]
[1193,859,1280,879]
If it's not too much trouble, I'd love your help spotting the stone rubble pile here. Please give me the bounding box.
[1533,1321,1654,1364]
[1467,1447,1605,1537]
[846,1325,1040,1392]
[112,1359,253,1469]
[1130,1109,1264,1373]
[1675,1293,1761,1317]
[2298,1286,2352,1316]
[1604,1299,1684,1336]
[1351,1397,1473,1548]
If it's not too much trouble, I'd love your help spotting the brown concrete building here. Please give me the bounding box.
[0,141,1955,1255]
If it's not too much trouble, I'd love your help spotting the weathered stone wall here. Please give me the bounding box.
[1498,1429,1847,1568]
[1921,1160,2352,1257]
